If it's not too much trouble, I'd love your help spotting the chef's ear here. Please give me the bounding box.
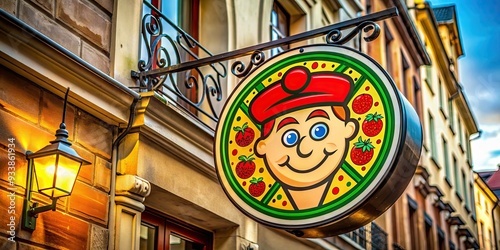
[344,120,358,140]
[255,138,267,157]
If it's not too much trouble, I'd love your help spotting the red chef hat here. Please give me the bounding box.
[249,66,353,132]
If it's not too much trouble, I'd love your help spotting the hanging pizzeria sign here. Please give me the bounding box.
[214,45,422,237]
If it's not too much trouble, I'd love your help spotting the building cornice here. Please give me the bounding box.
[474,172,499,203]
[415,3,479,134]
[433,4,464,57]
[388,0,431,66]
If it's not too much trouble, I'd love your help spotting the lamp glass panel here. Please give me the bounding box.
[33,154,57,197]
[53,154,81,198]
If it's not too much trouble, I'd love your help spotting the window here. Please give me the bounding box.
[409,204,418,249]
[141,0,199,68]
[141,210,213,250]
[455,167,462,200]
[470,183,476,220]
[391,205,398,245]
[437,227,446,250]
[424,213,433,250]
[438,78,445,114]
[449,240,456,250]
[453,156,460,195]
[321,4,339,27]
[321,9,330,27]
[384,24,393,75]
[425,65,433,91]
[270,1,289,56]
[462,170,468,207]
[448,99,455,131]
[408,196,419,249]
[429,113,438,161]
[366,0,372,14]
[480,221,485,249]
[442,137,450,183]
[140,0,200,110]
[413,77,422,118]
[489,229,494,250]
[466,137,473,164]
[458,117,464,147]
[478,192,483,207]
[401,51,409,97]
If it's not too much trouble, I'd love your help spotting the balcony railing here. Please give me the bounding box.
[344,226,367,248]
[342,222,387,250]
[371,222,388,250]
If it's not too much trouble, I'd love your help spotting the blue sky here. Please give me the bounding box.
[429,0,500,171]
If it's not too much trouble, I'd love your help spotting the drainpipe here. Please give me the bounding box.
[492,200,499,250]
[108,96,141,250]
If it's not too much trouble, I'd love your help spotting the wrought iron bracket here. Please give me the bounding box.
[131,3,398,123]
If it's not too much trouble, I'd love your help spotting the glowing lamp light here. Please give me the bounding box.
[22,88,90,231]
[30,139,85,199]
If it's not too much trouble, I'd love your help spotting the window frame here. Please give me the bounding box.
[141,209,213,250]
[270,1,290,56]
[442,136,451,186]
[401,50,409,97]
[457,117,464,151]
[424,213,433,250]
[454,166,462,200]
[408,202,419,250]
[412,76,422,118]
[425,65,434,94]
[448,98,455,133]
[384,23,394,76]
[438,78,447,119]
[462,170,468,209]
[437,227,446,250]
[429,112,438,163]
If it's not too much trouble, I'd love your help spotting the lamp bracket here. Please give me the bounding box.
[22,198,57,231]
[22,151,61,231]
[29,199,57,216]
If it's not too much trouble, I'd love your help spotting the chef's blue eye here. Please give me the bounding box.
[310,123,328,141]
[282,130,299,147]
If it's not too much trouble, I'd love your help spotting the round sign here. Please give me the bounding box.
[214,45,422,237]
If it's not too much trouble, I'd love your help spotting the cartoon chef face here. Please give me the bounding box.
[254,106,356,189]
[250,66,358,195]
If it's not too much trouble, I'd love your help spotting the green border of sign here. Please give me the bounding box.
[215,45,401,227]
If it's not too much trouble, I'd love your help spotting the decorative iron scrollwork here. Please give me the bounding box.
[134,1,226,122]
[131,1,397,126]
[326,21,381,45]
[231,50,266,78]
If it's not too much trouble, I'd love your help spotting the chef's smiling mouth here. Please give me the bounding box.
[278,149,337,173]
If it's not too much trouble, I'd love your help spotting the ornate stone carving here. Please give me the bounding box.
[116,175,151,201]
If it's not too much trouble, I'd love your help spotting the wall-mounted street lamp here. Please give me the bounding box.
[22,88,90,231]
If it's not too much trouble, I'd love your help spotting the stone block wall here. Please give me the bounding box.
[0,0,113,74]
[0,65,113,249]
